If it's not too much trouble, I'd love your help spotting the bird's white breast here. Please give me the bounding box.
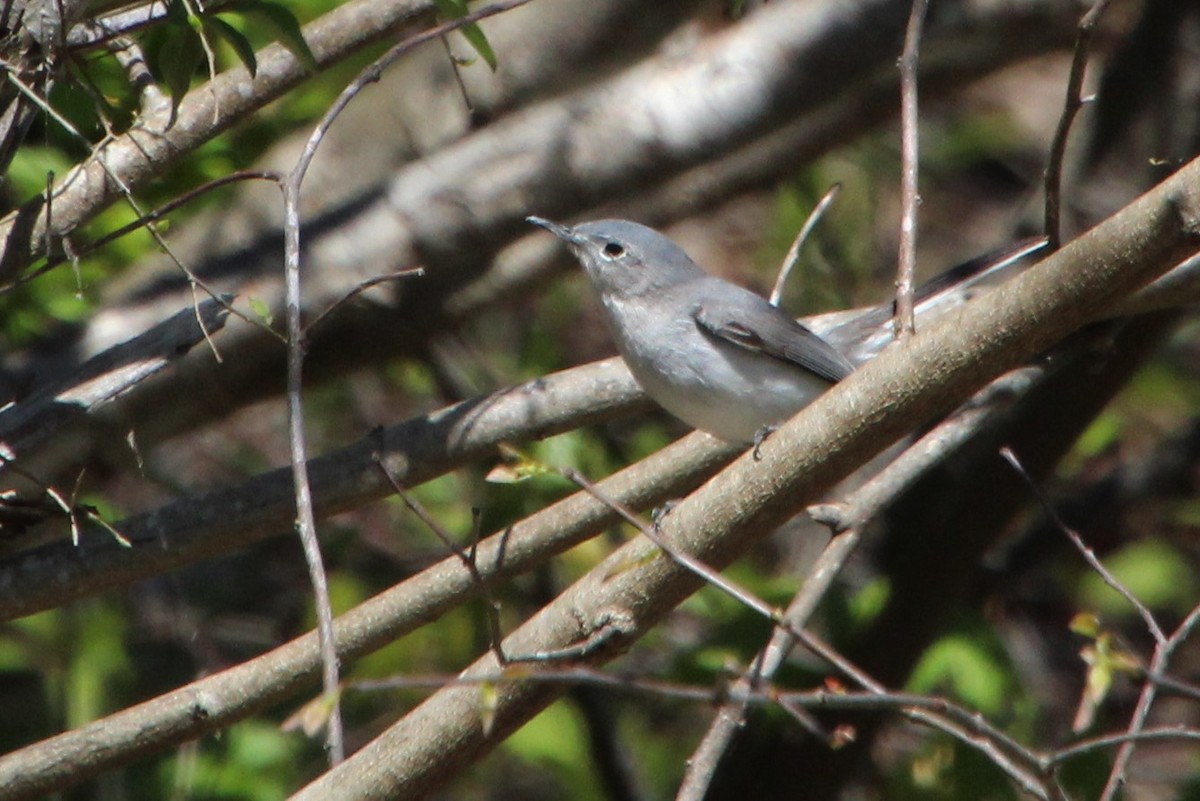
[601,295,831,443]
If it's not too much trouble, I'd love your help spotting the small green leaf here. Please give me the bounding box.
[485,443,556,483]
[248,297,273,325]
[457,23,496,72]
[222,0,317,72]
[1093,632,1141,676]
[1075,644,1112,732]
[907,630,1014,716]
[1069,612,1100,638]
[484,463,525,484]
[281,687,343,737]
[205,16,258,77]
[1073,631,1141,732]
[432,0,498,72]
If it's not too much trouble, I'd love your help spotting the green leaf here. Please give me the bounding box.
[164,0,188,24]
[1069,612,1100,638]
[485,443,557,483]
[280,687,342,737]
[457,22,497,72]
[484,463,526,483]
[1077,539,1198,615]
[432,0,498,71]
[432,0,469,14]
[159,24,205,109]
[907,629,1015,716]
[248,297,273,325]
[205,15,258,77]
[222,0,317,72]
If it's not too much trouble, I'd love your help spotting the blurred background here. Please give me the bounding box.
[2,0,1200,798]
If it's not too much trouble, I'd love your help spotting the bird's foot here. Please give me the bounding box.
[752,425,777,460]
[651,500,680,529]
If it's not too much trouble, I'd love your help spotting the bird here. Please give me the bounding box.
[528,216,1046,445]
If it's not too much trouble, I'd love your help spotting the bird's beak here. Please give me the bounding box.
[527,216,588,247]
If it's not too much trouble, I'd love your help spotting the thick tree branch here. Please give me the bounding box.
[0,296,230,466]
[0,358,651,619]
[0,433,739,800]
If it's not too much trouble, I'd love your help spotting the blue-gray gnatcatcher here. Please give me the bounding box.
[527,216,1043,444]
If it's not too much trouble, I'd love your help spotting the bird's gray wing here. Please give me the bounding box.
[692,298,854,384]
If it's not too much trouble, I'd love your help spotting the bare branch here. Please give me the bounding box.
[768,183,840,308]
[893,0,928,338]
[0,358,655,620]
[0,296,232,463]
[1044,0,1114,249]
[0,432,738,799]
[679,367,1044,800]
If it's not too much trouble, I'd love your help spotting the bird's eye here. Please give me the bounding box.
[602,241,625,258]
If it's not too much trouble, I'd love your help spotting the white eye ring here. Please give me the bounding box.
[602,241,625,259]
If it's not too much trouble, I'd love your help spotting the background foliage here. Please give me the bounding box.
[1,1,1199,799]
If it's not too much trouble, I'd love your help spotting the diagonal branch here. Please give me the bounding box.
[0,432,738,800]
[0,357,653,620]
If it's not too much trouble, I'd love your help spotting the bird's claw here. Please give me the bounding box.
[752,425,776,460]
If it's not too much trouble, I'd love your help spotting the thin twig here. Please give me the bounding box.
[373,460,508,666]
[439,35,475,118]
[1144,669,1200,703]
[1000,446,1163,643]
[1099,601,1200,801]
[768,183,840,307]
[280,223,345,762]
[280,178,345,765]
[303,268,425,340]
[1051,725,1200,765]
[507,613,636,663]
[0,455,129,546]
[893,0,928,338]
[1044,0,1113,250]
[4,67,254,358]
[0,170,282,303]
[277,0,536,765]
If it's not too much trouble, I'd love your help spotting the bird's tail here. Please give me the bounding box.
[805,237,1049,364]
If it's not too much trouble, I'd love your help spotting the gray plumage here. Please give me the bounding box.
[528,216,854,443]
